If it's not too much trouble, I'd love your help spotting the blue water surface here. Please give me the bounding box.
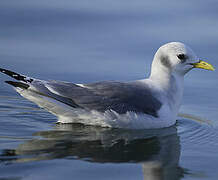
[0,0,218,179]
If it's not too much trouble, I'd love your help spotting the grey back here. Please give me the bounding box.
[38,81,162,117]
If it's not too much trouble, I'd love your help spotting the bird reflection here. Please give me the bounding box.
[0,123,184,180]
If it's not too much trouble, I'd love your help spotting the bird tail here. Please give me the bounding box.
[0,68,33,89]
[5,81,30,89]
[0,68,33,83]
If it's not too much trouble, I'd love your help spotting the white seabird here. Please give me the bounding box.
[0,42,214,129]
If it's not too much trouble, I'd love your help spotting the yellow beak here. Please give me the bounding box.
[192,60,215,71]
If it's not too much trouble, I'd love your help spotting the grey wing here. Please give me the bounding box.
[0,68,162,117]
[44,81,162,117]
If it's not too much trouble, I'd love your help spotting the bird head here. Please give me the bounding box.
[150,42,214,78]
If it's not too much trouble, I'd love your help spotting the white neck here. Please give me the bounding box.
[149,70,184,115]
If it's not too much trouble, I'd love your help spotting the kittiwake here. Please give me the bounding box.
[0,42,214,129]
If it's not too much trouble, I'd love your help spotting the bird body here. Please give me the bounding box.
[0,42,214,129]
[13,79,171,129]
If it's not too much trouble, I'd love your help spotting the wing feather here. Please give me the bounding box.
[42,81,162,117]
[0,67,162,117]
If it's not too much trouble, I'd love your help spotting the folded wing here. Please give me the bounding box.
[44,81,162,117]
[0,68,162,117]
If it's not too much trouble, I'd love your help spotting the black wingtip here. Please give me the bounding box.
[0,68,33,83]
[5,81,29,89]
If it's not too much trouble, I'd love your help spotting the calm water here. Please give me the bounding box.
[1,0,218,179]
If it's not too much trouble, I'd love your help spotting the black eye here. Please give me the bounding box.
[177,54,187,63]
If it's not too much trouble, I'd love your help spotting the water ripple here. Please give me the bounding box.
[177,118,218,150]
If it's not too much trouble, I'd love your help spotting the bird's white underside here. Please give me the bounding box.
[15,86,175,129]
